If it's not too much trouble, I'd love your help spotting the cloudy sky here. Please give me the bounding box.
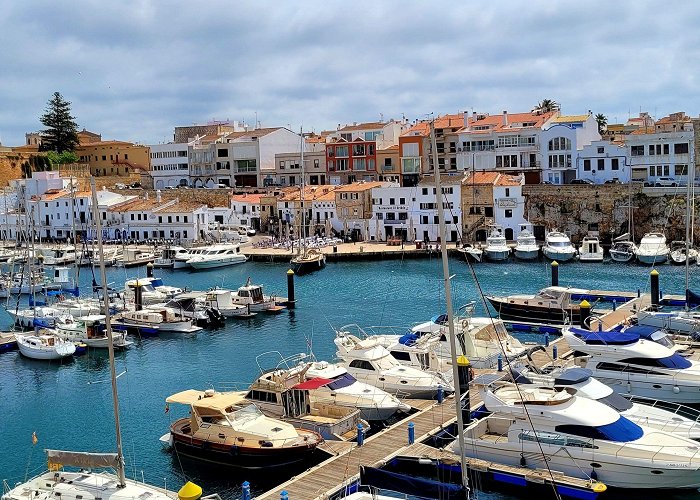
[1,0,699,146]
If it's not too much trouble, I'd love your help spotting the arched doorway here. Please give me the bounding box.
[504,228,514,240]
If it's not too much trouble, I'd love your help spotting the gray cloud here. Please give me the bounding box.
[1,0,699,146]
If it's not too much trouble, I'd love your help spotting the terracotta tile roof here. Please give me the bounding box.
[338,121,386,132]
[231,193,264,204]
[155,201,206,213]
[39,189,69,201]
[400,113,465,138]
[334,181,384,192]
[463,172,521,186]
[314,189,337,202]
[458,111,556,135]
[108,198,160,212]
[278,185,338,202]
[379,145,399,151]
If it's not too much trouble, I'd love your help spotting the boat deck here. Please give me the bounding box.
[589,294,651,330]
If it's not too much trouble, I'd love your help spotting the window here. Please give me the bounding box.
[390,351,411,361]
[675,164,688,176]
[631,145,644,156]
[611,158,619,170]
[385,212,396,221]
[314,159,319,167]
[217,148,228,157]
[399,198,406,205]
[649,166,655,177]
[485,207,493,217]
[675,143,689,154]
[664,165,670,176]
[664,144,669,155]
[597,159,605,171]
[649,145,655,155]
[421,188,428,195]
[398,212,408,220]
[349,360,374,371]
[597,147,604,154]
[376,213,383,220]
[505,188,510,197]
[548,137,572,151]
[421,215,428,224]
[583,159,591,171]
[279,161,285,169]
[335,146,349,157]
[505,209,513,218]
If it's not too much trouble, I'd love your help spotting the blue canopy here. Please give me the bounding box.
[569,327,639,345]
[553,368,592,386]
[398,332,419,345]
[556,415,643,442]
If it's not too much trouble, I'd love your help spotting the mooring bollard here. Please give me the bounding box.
[146,261,154,278]
[552,344,558,359]
[457,355,472,424]
[437,384,444,404]
[286,269,296,309]
[551,260,559,287]
[497,353,503,372]
[544,331,550,347]
[357,423,364,446]
[408,422,415,444]
[612,300,617,311]
[579,300,591,329]
[241,481,251,500]
[650,270,660,309]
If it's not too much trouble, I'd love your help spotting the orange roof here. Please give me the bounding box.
[401,113,465,138]
[279,185,338,201]
[108,198,160,212]
[223,127,281,141]
[463,172,521,186]
[334,181,384,192]
[338,121,386,132]
[379,145,399,152]
[40,189,70,201]
[156,201,206,213]
[458,111,556,135]
[231,193,264,204]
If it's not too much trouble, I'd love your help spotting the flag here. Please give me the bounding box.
[32,432,38,445]
[165,403,170,414]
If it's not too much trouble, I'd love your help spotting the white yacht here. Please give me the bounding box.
[513,228,539,260]
[116,308,202,333]
[636,232,670,265]
[153,245,186,268]
[54,315,132,349]
[513,365,700,439]
[609,234,637,263]
[172,245,210,269]
[636,308,700,336]
[578,235,604,262]
[37,245,77,266]
[564,327,700,403]
[670,240,698,265]
[542,231,576,261]
[453,381,700,489]
[7,305,68,328]
[187,244,247,269]
[334,331,453,399]
[482,226,510,261]
[230,278,280,312]
[15,332,76,360]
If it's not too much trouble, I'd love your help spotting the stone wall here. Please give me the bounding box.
[524,184,696,244]
[0,153,26,185]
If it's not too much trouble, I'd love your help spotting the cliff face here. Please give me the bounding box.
[524,184,697,244]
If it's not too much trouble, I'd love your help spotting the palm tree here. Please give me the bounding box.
[595,113,608,133]
[535,99,560,114]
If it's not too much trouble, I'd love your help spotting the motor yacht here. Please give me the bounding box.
[173,243,242,269]
[187,244,247,269]
[334,330,453,399]
[37,245,77,266]
[512,365,700,440]
[115,248,156,268]
[457,243,482,263]
[230,278,281,312]
[578,235,604,262]
[670,240,698,265]
[542,231,576,261]
[153,245,187,268]
[162,388,322,469]
[124,278,168,305]
[513,228,539,260]
[486,286,588,325]
[636,308,700,337]
[15,332,76,360]
[150,293,226,327]
[172,245,213,269]
[54,314,132,349]
[609,238,637,263]
[201,289,253,317]
[636,232,670,265]
[564,326,700,403]
[116,308,202,333]
[482,226,510,261]
[452,381,700,489]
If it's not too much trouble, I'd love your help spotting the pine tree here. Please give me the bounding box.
[39,92,79,153]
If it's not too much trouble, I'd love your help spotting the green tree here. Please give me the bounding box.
[595,113,608,133]
[535,99,560,113]
[46,150,79,165]
[39,92,79,153]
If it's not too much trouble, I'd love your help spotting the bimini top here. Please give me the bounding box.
[568,327,639,345]
[553,368,593,386]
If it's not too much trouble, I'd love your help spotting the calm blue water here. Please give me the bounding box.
[1,257,699,499]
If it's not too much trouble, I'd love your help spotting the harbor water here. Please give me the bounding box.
[1,256,699,500]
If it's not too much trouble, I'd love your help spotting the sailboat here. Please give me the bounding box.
[290,128,326,275]
[2,178,208,500]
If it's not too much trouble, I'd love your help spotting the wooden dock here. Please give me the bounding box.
[256,339,570,500]
[590,294,651,330]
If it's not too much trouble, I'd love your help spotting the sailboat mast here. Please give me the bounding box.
[89,177,126,487]
[429,120,469,492]
[299,128,305,252]
[686,143,695,299]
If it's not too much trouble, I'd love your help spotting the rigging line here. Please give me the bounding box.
[461,244,563,500]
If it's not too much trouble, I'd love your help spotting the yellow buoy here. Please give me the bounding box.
[178,481,202,500]
[592,482,607,493]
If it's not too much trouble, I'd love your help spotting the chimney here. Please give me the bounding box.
[502,111,508,126]
[463,111,469,128]
[144,191,149,200]
[156,189,161,202]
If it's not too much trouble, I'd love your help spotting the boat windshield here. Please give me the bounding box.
[555,415,643,442]
[228,404,264,423]
[619,353,692,370]
[597,392,634,412]
[549,241,571,248]
[327,373,357,390]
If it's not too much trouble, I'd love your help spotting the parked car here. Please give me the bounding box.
[164,185,176,190]
[129,182,142,189]
[571,178,594,185]
[114,183,126,189]
[604,178,622,184]
[654,177,678,187]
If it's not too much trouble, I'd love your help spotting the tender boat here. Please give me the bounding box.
[54,314,132,349]
[513,365,700,439]
[201,289,253,318]
[186,244,247,269]
[609,235,637,263]
[153,245,186,268]
[290,247,326,275]
[457,243,482,263]
[513,228,539,260]
[670,240,698,265]
[542,231,576,261]
[230,278,281,312]
[564,326,700,403]
[334,331,453,398]
[15,332,76,360]
[116,308,202,333]
[636,232,669,265]
[578,235,604,262]
[486,286,587,325]
[482,226,510,261]
[453,380,700,489]
[162,389,322,469]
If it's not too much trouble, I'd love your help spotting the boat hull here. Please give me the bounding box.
[637,253,668,265]
[291,256,326,275]
[610,250,634,263]
[542,248,576,262]
[486,297,579,325]
[513,248,539,260]
[188,256,247,269]
[17,341,75,360]
[483,249,510,261]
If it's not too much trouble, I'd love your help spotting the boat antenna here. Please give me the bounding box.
[90,176,127,488]
[429,119,469,495]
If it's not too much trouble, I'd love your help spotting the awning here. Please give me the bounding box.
[293,377,333,390]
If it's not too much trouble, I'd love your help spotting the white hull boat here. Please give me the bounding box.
[637,232,669,265]
[610,240,637,262]
[482,226,510,262]
[514,229,539,260]
[578,235,604,262]
[15,333,76,360]
[542,231,576,262]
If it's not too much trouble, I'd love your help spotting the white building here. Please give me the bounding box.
[230,193,264,230]
[148,142,190,189]
[540,114,601,184]
[491,176,527,237]
[577,141,629,183]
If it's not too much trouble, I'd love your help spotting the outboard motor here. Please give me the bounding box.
[205,307,225,327]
